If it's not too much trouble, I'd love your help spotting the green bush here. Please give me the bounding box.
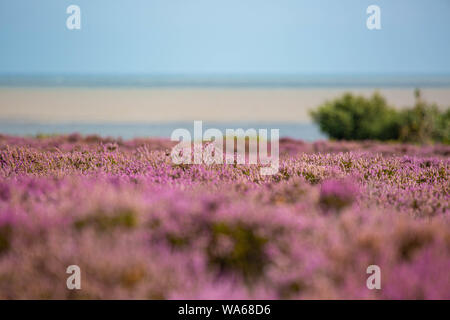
[434,108,450,144]
[399,90,449,144]
[310,92,401,141]
[311,90,449,144]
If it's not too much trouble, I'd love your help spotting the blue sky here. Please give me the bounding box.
[0,0,449,75]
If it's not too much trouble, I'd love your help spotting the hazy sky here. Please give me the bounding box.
[1,0,450,75]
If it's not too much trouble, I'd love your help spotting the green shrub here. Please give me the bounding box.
[399,90,449,144]
[434,108,450,144]
[310,92,401,141]
[311,90,449,144]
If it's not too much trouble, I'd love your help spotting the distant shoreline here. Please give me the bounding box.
[2,74,450,88]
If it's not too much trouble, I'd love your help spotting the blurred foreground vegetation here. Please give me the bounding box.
[311,89,449,144]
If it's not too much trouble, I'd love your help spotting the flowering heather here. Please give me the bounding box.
[0,134,449,299]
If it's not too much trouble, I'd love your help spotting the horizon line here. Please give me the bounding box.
[2,73,450,88]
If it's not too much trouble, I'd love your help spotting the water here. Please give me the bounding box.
[2,74,450,88]
[0,121,326,141]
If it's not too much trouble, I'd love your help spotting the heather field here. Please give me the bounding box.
[0,134,449,299]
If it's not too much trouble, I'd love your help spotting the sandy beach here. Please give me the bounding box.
[1,87,449,124]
